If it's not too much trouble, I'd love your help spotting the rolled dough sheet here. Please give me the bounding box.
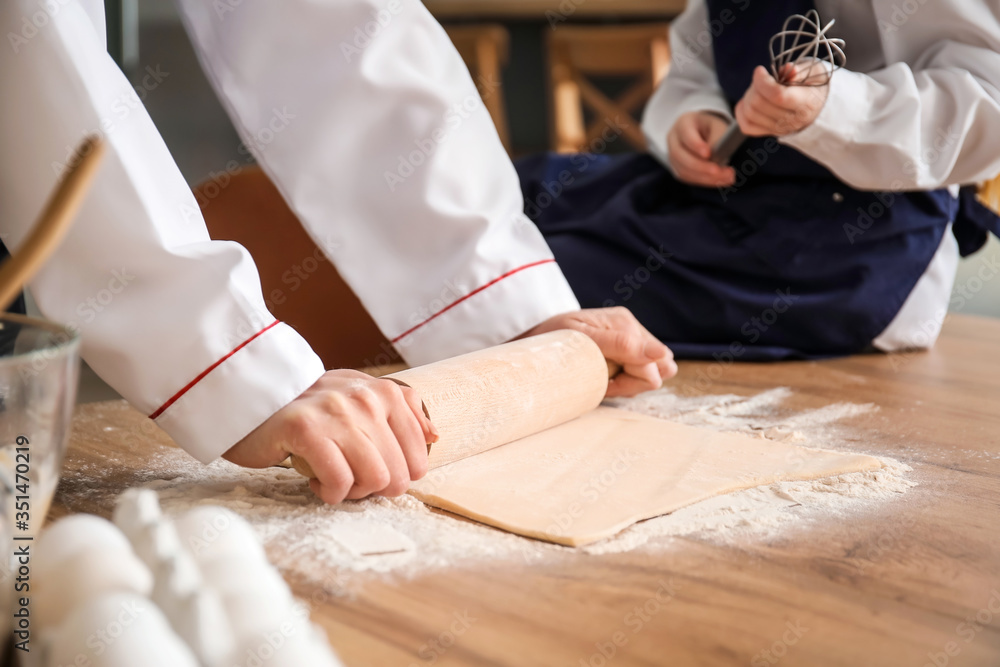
[408,407,882,546]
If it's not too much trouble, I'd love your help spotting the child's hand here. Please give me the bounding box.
[223,369,438,504]
[667,111,737,187]
[519,307,678,397]
[735,65,829,137]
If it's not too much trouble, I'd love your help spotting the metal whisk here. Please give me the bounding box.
[710,10,846,166]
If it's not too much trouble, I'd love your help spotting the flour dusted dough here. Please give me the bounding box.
[409,407,882,546]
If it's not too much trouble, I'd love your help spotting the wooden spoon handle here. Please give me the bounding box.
[0,136,106,311]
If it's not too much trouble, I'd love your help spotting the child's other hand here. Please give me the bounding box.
[518,307,678,397]
[223,370,438,504]
[736,65,829,137]
[667,111,736,188]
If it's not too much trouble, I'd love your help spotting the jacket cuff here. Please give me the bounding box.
[152,322,325,463]
[391,258,581,366]
[780,67,869,160]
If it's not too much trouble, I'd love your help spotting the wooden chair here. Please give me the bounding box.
[443,24,513,153]
[980,174,1000,215]
[547,24,671,153]
[195,167,399,370]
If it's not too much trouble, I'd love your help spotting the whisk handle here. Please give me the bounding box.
[710,122,747,166]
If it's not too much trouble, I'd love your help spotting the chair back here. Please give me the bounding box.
[547,24,672,153]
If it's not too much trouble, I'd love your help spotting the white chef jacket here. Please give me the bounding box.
[642,0,1000,351]
[0,0,579,463]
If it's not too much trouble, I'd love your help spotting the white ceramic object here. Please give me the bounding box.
[225,617,343,667]
[151,549,203,609]
[163,587,236,667]
[34,543,152,631]
[130,518,184,570]
[174,505,267,566]
[47,593,199,667]
[112,488,162,541]
[35,515,133,580]
[198,554,287,598]
[206,565,295,644]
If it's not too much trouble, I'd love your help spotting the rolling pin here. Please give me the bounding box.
[292,329,611,477]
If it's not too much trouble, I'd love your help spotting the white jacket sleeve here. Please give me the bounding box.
[0,0,325,463]
[641,0,733,167]
[782,3,1000,191]
[174,0,581,367]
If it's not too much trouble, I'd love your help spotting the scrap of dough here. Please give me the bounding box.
[409,407,882,546]
[326,522,416,557]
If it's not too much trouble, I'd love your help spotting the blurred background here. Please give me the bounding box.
[77,0,1000,400]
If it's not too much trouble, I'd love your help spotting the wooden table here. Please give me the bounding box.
[423,0,686,20]
[53,314,1000,666]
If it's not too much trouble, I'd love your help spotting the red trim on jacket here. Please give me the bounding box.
[390,259,556,343]
[149,320,281,420]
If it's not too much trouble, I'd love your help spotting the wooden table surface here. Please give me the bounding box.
[52,314,1000,666]
[423,0,686,20]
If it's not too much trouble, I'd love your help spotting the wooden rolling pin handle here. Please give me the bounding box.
[291,349,619,481]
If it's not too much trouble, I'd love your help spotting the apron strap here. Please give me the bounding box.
[955,185,1000,257]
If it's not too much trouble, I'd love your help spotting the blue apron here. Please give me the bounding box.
[517,0,1000,360]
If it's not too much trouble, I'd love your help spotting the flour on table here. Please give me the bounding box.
[61,388,912,585]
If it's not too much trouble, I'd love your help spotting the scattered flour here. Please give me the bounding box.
[61,388,912,586]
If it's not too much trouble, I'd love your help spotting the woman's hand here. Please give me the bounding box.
[667,111,737,187]
[519,307,678,397]
[223,369,438,504]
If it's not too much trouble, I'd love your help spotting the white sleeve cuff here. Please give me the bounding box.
[152,322,325,463]
[780,67,869,161]
[392,258,580,366]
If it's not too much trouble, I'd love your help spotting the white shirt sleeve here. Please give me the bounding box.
[641,0,733,167]
[173,0,581,367]
[782,3,1000,191]
[0,0,326,463]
